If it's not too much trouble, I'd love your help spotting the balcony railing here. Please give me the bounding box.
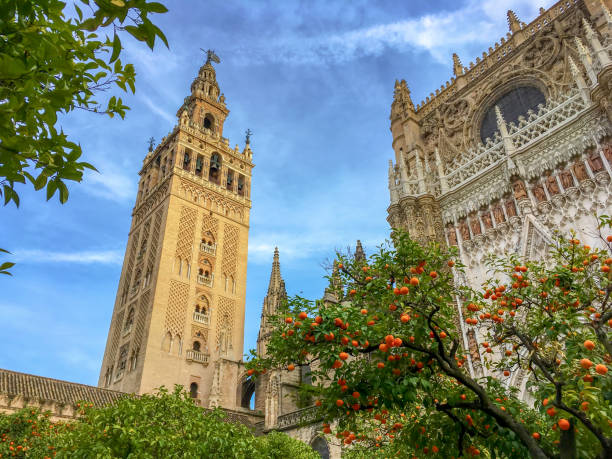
[197,274,213,287]
[277,406,321,430]
[193,311,210,325]
[186,350,210,365]
[200,243,216,255]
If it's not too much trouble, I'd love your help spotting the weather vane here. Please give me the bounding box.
[201,48,220,65]
[245,129,252,144]
[148,136,155,151]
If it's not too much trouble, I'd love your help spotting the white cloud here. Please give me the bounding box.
[230,0,548,66]
[83,166,135,203]
[13,249,123,265]
[140,93,176,124]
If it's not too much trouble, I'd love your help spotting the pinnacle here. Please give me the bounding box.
[355,240,366,262]
[452,53,463,77]
[507,10,521,33]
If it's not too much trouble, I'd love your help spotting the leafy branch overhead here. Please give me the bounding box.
[0,0,169,208]
[246,220,612,459]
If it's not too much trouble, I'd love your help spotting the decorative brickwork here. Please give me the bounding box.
[133,290,151,350]
[216,296,234,353]
[191,325,208,343]
[175,206,197,261]
[201,213,219,243]
[165,280,189,337]
[122,228,141,299]
[221,224,239,276]
[107,310,125,364]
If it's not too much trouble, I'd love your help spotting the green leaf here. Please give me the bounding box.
[110,33,121,63]
[146,2,169,13]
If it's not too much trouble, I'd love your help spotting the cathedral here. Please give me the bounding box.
[0,2,611,458]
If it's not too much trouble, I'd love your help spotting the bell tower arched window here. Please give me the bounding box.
[203,114,215,131]
[209,153,221,185]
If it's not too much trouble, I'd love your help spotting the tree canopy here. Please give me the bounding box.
[247,218,612,458]
[0,0,170,274]
[0,386,319,458]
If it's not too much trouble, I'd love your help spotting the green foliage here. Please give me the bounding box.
[246,221,612,459]
[254,430,319,459]
[0,0,169,275]
[0,387,318,458]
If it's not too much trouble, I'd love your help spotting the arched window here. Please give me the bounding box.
[183,149,191,171]
[162,332,172,353]
[237,174,245,196]
[195,154,204,176]
[209,153,221,184]
[193,340,201,352]
[480,86,546,143]
[226,169,234,190]
[239,375,255,410]
[203,114,214,131]
[310,437,330,459]
[190,382,198,399]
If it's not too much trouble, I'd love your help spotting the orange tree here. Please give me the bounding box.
[246,221,612,459]
[0,386,319,458]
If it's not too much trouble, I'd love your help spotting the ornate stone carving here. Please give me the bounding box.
[532,185,547,202]
[546,176,560,195]
[588,151,605,173]
[573,161,589,181]
[513,180,528,200]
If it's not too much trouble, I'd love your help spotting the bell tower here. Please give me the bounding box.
[98,50,254,410]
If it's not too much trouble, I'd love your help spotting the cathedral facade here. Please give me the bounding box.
[387,0,612,395]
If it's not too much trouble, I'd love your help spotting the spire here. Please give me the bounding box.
[507,10,521,33]
[452,53,463,76]
[267,247,284,295]
[354,240,366,262]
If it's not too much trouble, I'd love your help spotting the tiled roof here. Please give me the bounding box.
[0,368,125,406]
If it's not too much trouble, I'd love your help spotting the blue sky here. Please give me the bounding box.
[0,0,552,386]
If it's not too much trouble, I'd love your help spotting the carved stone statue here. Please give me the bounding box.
[505,200,518,218]
[573,161,589,181]
[512,180,528,200]
[560,169,574,189]
[493,205,505,223]
[546,176,560,195]
[460,221,470,241]
[447,226,457,246]
[470,217,482,236]
[588,151,604,173]
[603,144,612,163]
[532,185,547,202]
[482,212,493,229]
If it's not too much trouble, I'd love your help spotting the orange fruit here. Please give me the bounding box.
[409,277,419,286]
[596,364,608,375]
[580,358,593,369]
[558,419,570,431]
[584,340,595,350]
[447,260,455,267]
[287,364,295,371]
[285,317,293,324]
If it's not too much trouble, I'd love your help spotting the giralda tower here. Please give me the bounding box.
[98,51,254,408]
